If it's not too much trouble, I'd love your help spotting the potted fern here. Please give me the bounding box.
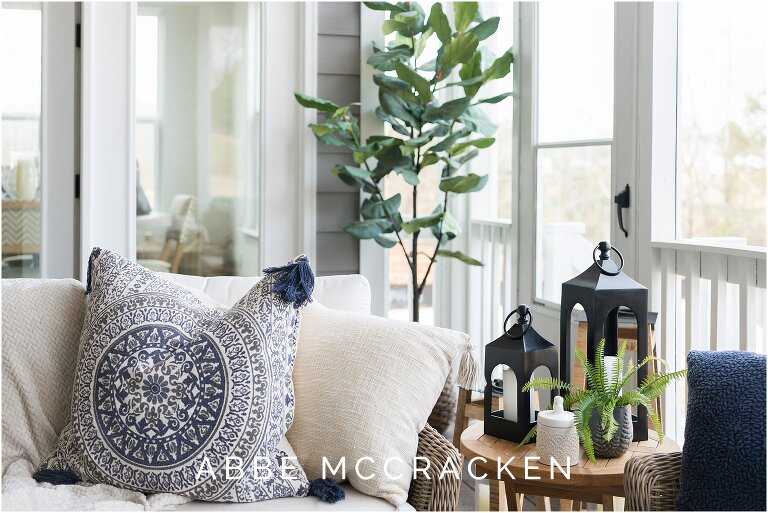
[520,339,686,462]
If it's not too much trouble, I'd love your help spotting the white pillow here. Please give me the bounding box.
[286,303,465,507]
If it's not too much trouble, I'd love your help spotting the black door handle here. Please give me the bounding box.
[614,184,630,238]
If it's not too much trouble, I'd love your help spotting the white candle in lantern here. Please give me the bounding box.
[502,365,517,421]
[604,355,622,394]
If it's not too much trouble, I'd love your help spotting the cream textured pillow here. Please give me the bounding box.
[287,303,465,506]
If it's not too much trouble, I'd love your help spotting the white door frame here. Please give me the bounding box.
[40,2,78,278]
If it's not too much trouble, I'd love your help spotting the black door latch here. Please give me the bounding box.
[614,184,630,238]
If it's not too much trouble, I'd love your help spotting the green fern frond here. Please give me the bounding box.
[611,341,627,395]
[615,355,668,392]
[564,389,590,409]
[594,338,607,394]
[639,370,687,399]
[600,400,619,441]
[521,377,574,393]
[514,425,537,450]
[572,393,598,463]
[648,410,664,442]
[575,346,599,391]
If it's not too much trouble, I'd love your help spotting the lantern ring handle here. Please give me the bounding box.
[592,244,624,276]
[504,308,532,339]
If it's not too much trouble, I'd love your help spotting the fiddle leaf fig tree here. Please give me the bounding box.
[295,1,513,321]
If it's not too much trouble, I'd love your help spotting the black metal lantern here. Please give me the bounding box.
[484,305,559,442]
[560,241,649,442]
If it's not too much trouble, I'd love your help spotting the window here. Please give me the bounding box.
[2,4,42,278]
[676,2,766,247]
[534,2,614,304]
[134,3,262,277]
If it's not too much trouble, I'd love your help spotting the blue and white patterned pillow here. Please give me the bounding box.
[36,248,313,502]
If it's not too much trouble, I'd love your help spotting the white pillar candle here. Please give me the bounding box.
[502,365,517,421]
[604,355,622,394]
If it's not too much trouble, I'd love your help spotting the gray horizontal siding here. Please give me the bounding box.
[316,2,361,277]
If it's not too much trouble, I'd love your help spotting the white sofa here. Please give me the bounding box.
[1,274,460,511]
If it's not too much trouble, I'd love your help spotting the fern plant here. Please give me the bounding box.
[518,338,686,463]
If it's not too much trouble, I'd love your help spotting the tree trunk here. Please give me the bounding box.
[411,232,420,323]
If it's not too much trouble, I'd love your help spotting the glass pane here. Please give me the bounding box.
[677,2,766,247]
[2,5,42,278]
[537,2,614,143]
[535,145,611,303]
[471,1,515,221]
[135,3,261,277]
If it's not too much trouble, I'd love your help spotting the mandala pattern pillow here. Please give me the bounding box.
[36,248,314,502]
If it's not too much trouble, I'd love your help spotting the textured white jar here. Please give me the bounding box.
[536,396,580,467]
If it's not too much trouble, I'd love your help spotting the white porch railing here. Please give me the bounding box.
[467,219,516,380]
[652,241,767,442]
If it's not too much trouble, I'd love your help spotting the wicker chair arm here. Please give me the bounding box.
[408,424,463,511]
[624,452,683,511]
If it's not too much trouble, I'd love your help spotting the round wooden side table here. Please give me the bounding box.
[460,421,679,511]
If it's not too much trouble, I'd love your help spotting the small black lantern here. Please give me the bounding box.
[560,241,649,441]
[484,305,559,442]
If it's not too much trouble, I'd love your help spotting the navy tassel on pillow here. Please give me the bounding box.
[263,255,315,308]
[309,478,345,504]
[33,468,80,485]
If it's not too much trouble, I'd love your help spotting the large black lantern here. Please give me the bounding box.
[560,241,649,441]
[484,305,559,442]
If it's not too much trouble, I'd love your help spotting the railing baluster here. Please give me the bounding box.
[659,248,677,439]
[701,253,728,351]
[490,227,500,337]
[729,256,758,352]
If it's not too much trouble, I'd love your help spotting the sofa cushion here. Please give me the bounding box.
[286,303,465,507]
[161,273,371,314]
[1,279,86,473]
[37,249,312,502]
[676,350,766,511]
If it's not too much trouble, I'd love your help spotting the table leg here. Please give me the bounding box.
[560,499,574,511]
[601,495,615,511]
[535,496,550,511]
[504,482,520,512]
[489,480,502,511]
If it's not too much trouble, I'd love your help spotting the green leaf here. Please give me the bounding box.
[373,73,410,91]
[427,3,451,44]
[395,61,433,102]
[361,193,401,220]
[439,173,488,193]
[423,96,472,122]
[431,127,472,152]
[476,92,514,104]
[379,90,419,127]
[456,148,479,165]
[335,165,371,180]
[414,27,433,59]
[483,48,514,81]
[467,16,499,40]
[431,208,461,241]
[342,219,390,239]
[458,51,483,97]
[459,106,497,136]
[395,166,420,185]
[294,92,340,113]
[367,44,413,71]
[372,145,412,181]
[310,124,356,149]
[447,137,495,156]
[374,234,398,248]
[454,2,478,32]
[420,152,440,167]
[436,249,483,266]
[402,212,443,233]
[441,32,479,69]
[375,107,410,136]
[364,1,406,12]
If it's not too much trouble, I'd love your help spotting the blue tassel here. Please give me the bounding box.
[309,478,345,504]
[85,247,102,295]
[263,255,315,308]
[33,468,79,485]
